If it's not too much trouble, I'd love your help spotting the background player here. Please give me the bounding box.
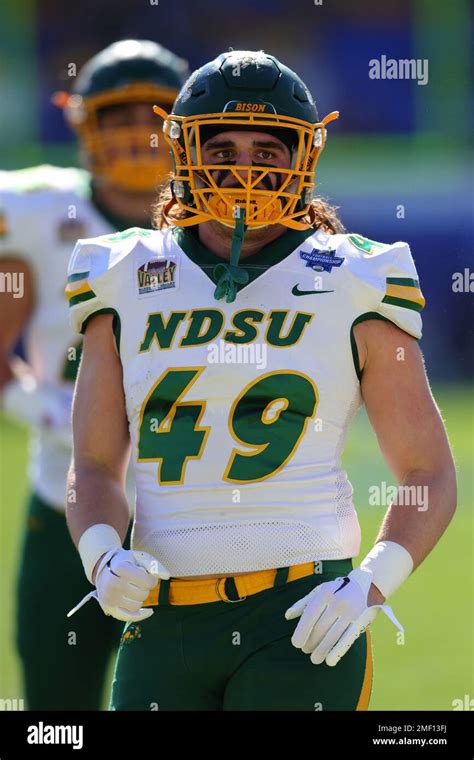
[0,39,188,710]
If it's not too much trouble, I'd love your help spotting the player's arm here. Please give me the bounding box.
[286,319,456,666]
[356,318,456,584]
[66,312,131,551]
[67,313,170,622]
[285,238,456,665]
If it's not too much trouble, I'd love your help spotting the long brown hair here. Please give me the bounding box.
[152,178,345,234]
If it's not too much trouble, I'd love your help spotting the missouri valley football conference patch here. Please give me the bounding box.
[137,256,179,296]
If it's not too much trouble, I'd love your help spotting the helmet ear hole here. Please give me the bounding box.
[171,178,192,205]
[294,187,313,213]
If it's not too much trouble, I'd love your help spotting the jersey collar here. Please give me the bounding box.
[172,225,315,293]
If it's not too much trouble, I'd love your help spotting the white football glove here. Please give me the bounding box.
[285,567,403,667]
[67,549,171,622]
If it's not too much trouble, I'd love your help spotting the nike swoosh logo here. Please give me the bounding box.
[292,285,334,296]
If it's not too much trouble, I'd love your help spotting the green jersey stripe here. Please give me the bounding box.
[386,277,419,288]
[69,289,97,308]
[382,295,424,312]
[67,271,90,283]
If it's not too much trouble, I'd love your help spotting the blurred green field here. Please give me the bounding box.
[0,384,472,710]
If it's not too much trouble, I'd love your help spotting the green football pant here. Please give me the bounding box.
[16,492,126,710]
[110,559,373,711]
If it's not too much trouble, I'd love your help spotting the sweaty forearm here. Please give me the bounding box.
[375,465,457,571]
[66,461,131,548]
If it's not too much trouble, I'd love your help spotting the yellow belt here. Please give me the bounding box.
[143,561,316,607]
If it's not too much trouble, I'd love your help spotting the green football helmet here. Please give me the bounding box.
[154,49,338,229]
[54,40,189,192]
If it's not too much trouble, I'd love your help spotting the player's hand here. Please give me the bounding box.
[67,549,171,622]
[285,567,403,666]
[93,548,170,622]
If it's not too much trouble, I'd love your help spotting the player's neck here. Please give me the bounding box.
[198,219,288,260]
[91,182,156,230]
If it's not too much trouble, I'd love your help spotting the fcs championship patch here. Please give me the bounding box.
[300,247,344,273]
[137,257,178,296]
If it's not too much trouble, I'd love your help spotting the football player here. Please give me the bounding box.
[66,51,456,710]
[0,39,188,710]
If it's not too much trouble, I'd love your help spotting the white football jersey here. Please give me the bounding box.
[0,165,116,510]
[68,225,424,575]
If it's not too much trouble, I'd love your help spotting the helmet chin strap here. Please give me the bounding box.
[213,207,249,303]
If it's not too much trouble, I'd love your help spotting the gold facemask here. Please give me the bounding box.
[153,106,339,228]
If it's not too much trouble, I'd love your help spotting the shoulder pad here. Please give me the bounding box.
[66,228,165,334]
[342,234,425,339]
